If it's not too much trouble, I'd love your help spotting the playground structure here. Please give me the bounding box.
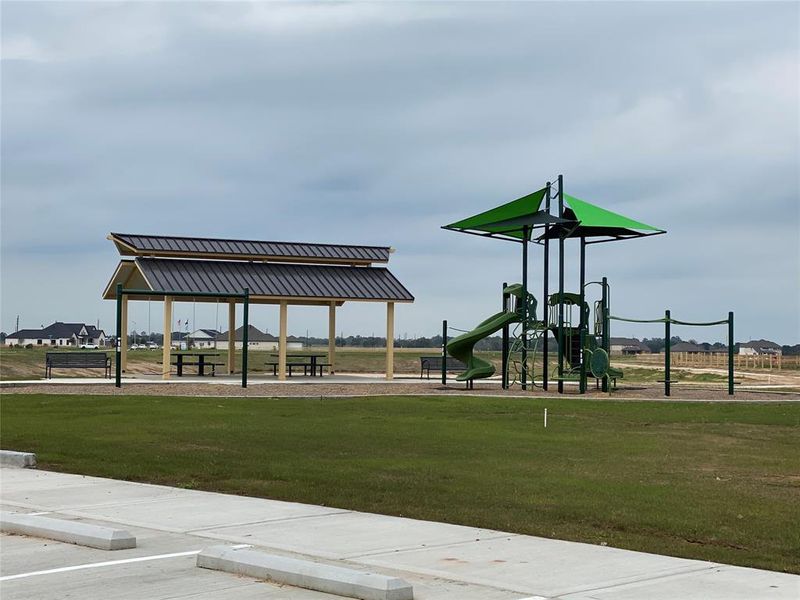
[442,175,736,395]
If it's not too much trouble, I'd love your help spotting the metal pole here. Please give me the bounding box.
[521,225,529,390]
[557,174,565,393]
[115,284,122,388]
[601,276,609,392]
[543,182,551,390]
[241,288,249,388]
[665,309,671,397]
[441,319,447,385]
[728,311,734,396]
[501,282,509,389]
[579,238,587,394]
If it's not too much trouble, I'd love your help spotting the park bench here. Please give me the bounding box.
[420,356,468,379]
[45,352,111,379]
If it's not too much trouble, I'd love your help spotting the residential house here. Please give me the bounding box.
[609,337,651,355]
[738,339,782,356]
[5,322,106,347]
[187,329,222,349]
[664,342,728,355]
[169,332,190,350]
[215,325,304,351]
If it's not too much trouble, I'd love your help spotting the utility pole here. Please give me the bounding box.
[16,315,19,333]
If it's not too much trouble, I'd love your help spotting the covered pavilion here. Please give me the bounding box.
[102,233,414,386]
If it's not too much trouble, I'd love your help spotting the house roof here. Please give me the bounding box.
[610,337,641,345]
[188,329,221,338]
[6,329,44,339]
[108,232,391,266]
[103,257,414,305]
[669,342,705,352]
[7,322,103,340]
[740,339,781,350]
[669,342,728,353]
[216,325,277,342]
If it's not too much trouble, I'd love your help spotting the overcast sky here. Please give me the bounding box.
[2,2,798,344]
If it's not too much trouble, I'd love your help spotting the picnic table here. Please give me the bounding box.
[266,353,329,377]
[171,352,223,377]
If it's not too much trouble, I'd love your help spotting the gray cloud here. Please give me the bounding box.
[2,1,798,344]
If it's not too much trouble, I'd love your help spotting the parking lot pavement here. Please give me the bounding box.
[1,468,798,600]
[1,532,345,600]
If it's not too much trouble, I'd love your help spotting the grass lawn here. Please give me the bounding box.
[1,394,798,573]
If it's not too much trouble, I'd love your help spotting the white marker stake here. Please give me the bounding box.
[544,408,548,428]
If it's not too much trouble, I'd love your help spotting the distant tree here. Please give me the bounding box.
[782,344,800,356]
[642,337,665,353]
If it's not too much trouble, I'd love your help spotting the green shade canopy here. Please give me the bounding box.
[442,187,552,242]
[539,194,665,244]
[566,195,661,231]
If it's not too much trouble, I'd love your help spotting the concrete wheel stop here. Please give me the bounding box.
[0,450,37,468]
[0,511,136,550]
[197,545,413,600]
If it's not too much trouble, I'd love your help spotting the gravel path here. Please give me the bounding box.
[2,379,798,402]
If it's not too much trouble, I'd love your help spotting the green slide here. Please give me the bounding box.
[447,311,521,381]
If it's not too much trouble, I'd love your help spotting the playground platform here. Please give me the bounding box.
[2,467,797,599]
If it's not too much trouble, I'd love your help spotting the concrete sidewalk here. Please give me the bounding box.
[1,468,797,599]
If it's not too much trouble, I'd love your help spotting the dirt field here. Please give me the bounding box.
[2,379,798,402]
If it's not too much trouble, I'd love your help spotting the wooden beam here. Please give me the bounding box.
[120,295,129,371]
[107,292,410,306]
[162,296,172,380]
[279,301,288,381]
[328,301,336,375]
[386,302,395,380]
[228,300,236,375]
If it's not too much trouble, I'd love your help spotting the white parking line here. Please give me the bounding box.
[0,544,251,582]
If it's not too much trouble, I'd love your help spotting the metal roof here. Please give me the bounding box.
[104,258,414,304]
[109,232,391,265]
[215,325,277,342]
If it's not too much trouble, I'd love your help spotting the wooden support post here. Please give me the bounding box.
[664,309,671,397]
[279,301,288,381]
[120,295,128,371]
[227,300,236,375]
[162,296,172,380]
[386,302,395,380]
[328,302,336,375]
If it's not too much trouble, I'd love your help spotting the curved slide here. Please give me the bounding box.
[447,311,521,381]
